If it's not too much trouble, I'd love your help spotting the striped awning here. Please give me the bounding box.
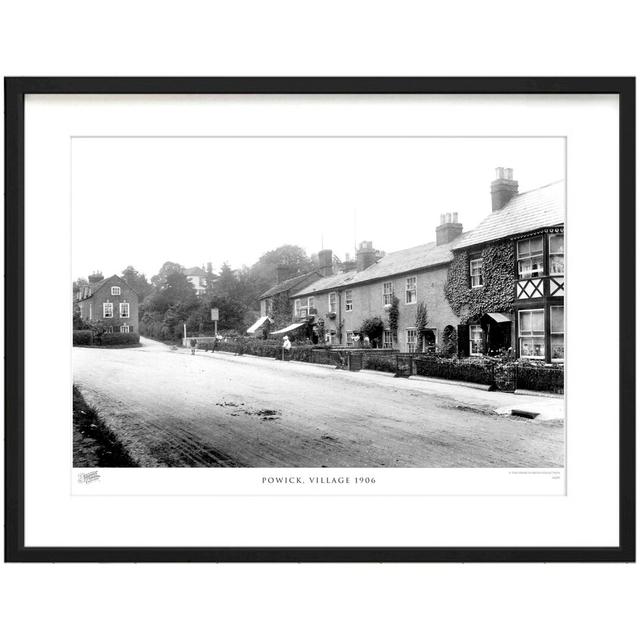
[246,316,270,334]
[485,312,511,324]
[270,322,305,336]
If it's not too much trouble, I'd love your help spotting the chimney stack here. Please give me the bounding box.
[435,212,463,246]
[276,264,290,284]
[491,167,519,211]
[318,249,333,277]
[356,241,377,271]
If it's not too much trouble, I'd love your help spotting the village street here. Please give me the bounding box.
[73,338,564,468]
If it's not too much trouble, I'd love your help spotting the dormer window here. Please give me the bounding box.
[111,286,121,296]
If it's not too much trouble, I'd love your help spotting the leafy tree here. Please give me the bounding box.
[360,317,385,347]
[121,265,153,299]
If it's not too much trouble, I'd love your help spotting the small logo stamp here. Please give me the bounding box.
[78,470,101,484]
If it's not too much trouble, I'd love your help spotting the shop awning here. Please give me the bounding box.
[246,316,270,334]
[270,322,305,336]
[485,312,511,324]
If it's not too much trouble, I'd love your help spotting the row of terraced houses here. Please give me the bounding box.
[257,168,565,364]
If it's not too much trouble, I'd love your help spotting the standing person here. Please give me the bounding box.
[190,337,197,355]
[282,335,292,361]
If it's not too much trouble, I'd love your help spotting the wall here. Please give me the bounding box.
[79,278,140,333]
[293,265,460,352]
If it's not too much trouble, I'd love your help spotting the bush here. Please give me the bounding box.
[413,355,495,385]
[362,353,397,374]
[100,332,140,346]
[73,330,93,346]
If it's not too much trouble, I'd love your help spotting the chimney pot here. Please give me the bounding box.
[356,241,377,271]
[491,167,519,211]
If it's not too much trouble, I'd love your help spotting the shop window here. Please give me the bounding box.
[519,309,545,358]
[551,306,564,361]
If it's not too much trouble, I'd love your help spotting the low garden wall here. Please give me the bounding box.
[190,338,564,394]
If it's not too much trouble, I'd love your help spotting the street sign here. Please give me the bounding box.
[211,308,219,321]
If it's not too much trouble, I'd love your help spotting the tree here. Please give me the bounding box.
[121,265,153,299]
[246,245,314,302]
[360,317,385,347]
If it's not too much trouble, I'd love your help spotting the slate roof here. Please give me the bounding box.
[455,181,565,250]
[259,271,320,300]
[77,274,131,300]
[294,234,469,297]
[293,270,361,297]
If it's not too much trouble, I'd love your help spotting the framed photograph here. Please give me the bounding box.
[4,77,635,562]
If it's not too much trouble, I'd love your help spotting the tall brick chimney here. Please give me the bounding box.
[435,212,463,246]
[491,167,519,211]
[356,241,377,271]
[276,264,291,284]
[318,249,333,277]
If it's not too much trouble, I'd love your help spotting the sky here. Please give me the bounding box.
[72,136,565,281]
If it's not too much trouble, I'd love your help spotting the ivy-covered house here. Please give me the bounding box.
[256,266,322,336]
[288,225,466,352]
[448,168,564,363]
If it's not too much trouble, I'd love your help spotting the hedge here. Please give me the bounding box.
[73,330,93,346]
[99,332,140,346]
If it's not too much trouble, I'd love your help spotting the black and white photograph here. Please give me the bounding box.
[71,136,566,471]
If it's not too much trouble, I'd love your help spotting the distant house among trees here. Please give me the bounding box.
[183,266,211,296]
[76,274,140,334]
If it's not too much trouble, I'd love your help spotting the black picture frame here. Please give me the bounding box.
[4,77,635,563]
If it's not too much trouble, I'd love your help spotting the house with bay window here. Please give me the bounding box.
[267,167,564,361]
[76,274,140,334]
[452,169,564,363]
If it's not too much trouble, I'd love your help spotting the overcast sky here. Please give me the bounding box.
[72,136,565,281]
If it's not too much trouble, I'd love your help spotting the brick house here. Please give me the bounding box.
[76,274,140,334]
[453,169,564,363]
[289,228,465,351]
[284,168,564,359]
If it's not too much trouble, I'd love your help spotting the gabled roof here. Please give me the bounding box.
[455,181,565,250]
[183,266,208,277]
[77,274,138,301]
[293,234,468,297]
[259,271,321,300]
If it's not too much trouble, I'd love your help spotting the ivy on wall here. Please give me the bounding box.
[271,292,292,328]
[415,301,428,352]
[444,240,516,323]
[387,295,400,337]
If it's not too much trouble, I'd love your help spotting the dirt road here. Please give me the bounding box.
[73,338,564,468]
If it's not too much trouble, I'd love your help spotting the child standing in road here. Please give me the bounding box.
[282,335,292,361]
[190,337,197,355]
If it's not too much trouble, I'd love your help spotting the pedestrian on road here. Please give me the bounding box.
[282,335,292,361]
[190,337,197,355]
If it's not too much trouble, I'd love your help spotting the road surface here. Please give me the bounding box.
[73,338,564,468]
